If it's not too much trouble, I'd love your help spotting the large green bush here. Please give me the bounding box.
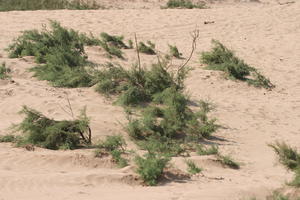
[7,21,96,87]
[15,106,91,150]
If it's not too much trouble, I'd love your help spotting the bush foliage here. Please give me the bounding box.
[135,153,170,186]
[0,0,102,11]
[186,159,202,174]
[270,142,300,187]
[164,0,206,9]
[15,106,91,150]
[201,40,275,89]
[96,135,128,167]
[0,134,16,143]
[138,41,156,55]
[7,21,96,87]
[0,63,11,80]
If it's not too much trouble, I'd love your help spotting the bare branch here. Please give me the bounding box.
[177,29,199,74]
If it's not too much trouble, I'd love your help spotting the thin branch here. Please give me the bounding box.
[134,33,142,73]
[177,29,199,74]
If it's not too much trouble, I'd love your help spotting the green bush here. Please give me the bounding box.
[0,62,11,80]
[196,144,218,155]
[96,135,128,168]
[0,0,102,11]
[217,154,240,169]
[270,142,300,187]
[138,41,156,55]
[135,153,170,186]
[185,160,202,174]
[95,60,187,106]
[7,21,96,88]
[15,106,91,150]
[168,44,182,59]
[164,0,206,9]
[201,40,275,89]
[0,134,16,143]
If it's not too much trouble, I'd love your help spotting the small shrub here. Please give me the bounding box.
[96,135,128,167]
[0,62,11,80]
[164,0,206,9]
[135,153,170,186]
[111,149,128,168]
[97,32,129,58]
[217,154,240,169]
[168,44,182,59]
[270,142,300,187]
[128,40,134,49]
[15,106,91,150]
[0,134,16,143]
[270,142,300,171]
[185,160,202,174]
[0,0,102,11]
[196,144,218,155]
[138,41,156,55]
[201,40,275,89]
[98,135,126,152]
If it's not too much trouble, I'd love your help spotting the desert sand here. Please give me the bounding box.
[0,0,300,199]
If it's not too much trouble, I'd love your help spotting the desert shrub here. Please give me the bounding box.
[270,142,300,187]
[95,60,187,106]
[164,0,206,9]
[138,41,156,55]
[0,134,16,143]
[96,135,128,167]
[217,154,240,169]
[0,62,11,80]
[201,40,275,89]
[96,32,129,59]
[7,21,96,87]
[15,106,91,150]
[98,135,126,152]
[137,136,185,156]
[135,153,170,186]
[185,159,202,174]
[0,0,102,11]
[196,144,218,155]
[168,44,182,59]
[128,40,134,49]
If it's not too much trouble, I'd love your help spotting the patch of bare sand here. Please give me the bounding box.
[0,1,300,200]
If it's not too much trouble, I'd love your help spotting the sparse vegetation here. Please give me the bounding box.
[201,40,275,89]
[217,154,240,169]
[95,135,128,167]
[196,144,218,155]
[163,0,206,9]
[0,134,16,143]
[168,44,182,59]
[186,159,202,174]
[0,62,11,80]
[0,0,103,11]
[15,106,91,150]
[135,153,170,186]
[138,41,156,55]
[270,142,300,187]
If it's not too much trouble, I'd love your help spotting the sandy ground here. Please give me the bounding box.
[0,0,300,199]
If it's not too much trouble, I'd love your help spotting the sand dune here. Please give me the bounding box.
[0,1,300,199]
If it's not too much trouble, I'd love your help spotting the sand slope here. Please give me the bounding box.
[0,1,300,199]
